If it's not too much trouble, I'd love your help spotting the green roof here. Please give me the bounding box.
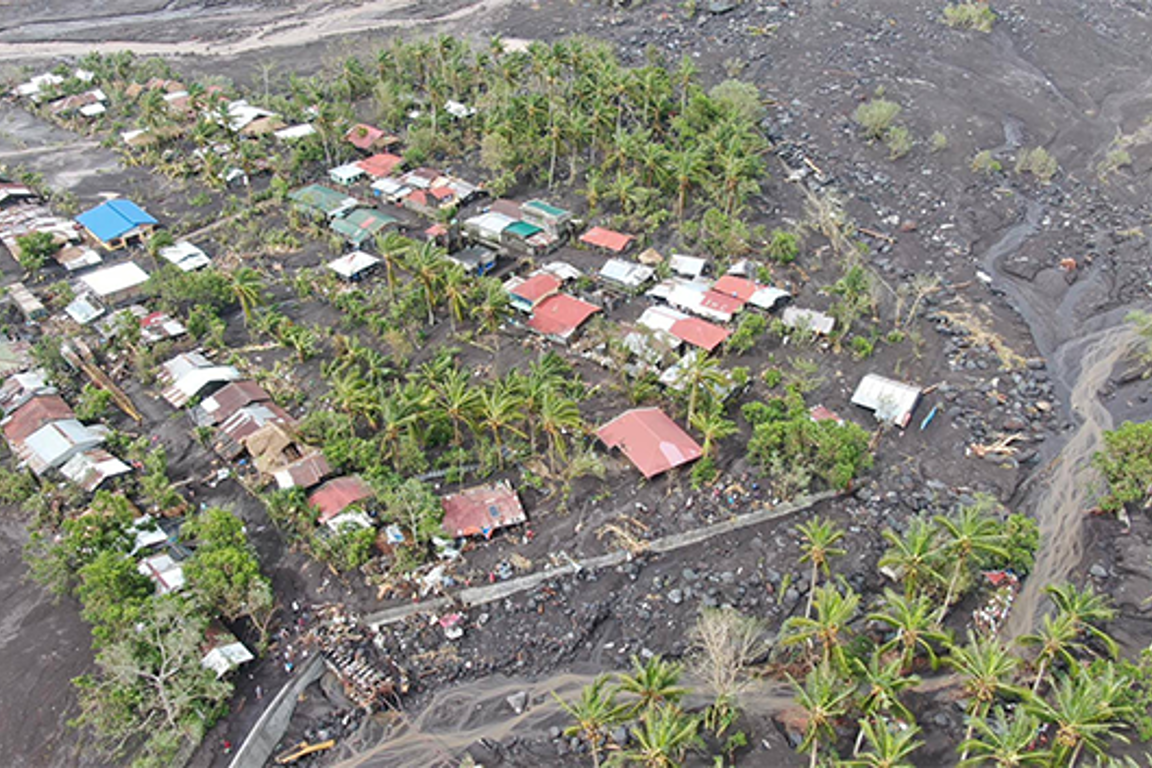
[330,208,398,245]
[523,200,568,218]
[505,220,543,239]
[289,184,352,215]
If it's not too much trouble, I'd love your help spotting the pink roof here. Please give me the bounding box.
[712,275,758,301]
[407,190,429,207]
[527,294,601,339]
[309,476,374,524]
[424,223,448,238]
[597,407,702,478]
[428,186,455,201]
[441,481,527,539]
[580,226,635,253]
[511,273,562,304]
[669,317,731,352]
[346,124,385,150]
[701,289,746,315]
[356,153,404,178]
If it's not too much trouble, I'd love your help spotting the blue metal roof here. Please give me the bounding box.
[76,199,157,243]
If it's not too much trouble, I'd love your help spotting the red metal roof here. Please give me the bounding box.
[428,186,455,201]
[346,123,386,150]
[440,480,527,539]
[669,317,731,352]
[3,394,74,444]
[527,294,601,339]
[580,226,635,253]
[597,407,702,478]
[310,476,374,524]
[406,190,429,207]
[356,152,404,178]
[701,289,745,315]
[511,273,562,304]
[275,452,331,490]
[424,223,448,238]
[712,275,758,301]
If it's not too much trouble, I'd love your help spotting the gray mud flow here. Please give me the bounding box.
[331,671,795,768]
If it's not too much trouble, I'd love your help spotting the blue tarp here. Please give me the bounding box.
[76,199,157,243]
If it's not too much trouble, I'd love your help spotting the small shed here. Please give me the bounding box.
[64,294,105,325]
[138,552,185,594]
[446,245,497,276]
[159,352,241,408]
[9,282,46,322]
[580,226,634,254]
[782,306,836,336]
[599,258,655,291]
[851,374,922,428]
[441,480,527,539]
[159,241,211,272]
[327,250,381,281]
[273,453,331,491]
[329,163,366,186]
[60,448,131,492]
[669,254,708,279]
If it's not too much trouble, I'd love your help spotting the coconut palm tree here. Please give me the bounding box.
[538,389,583,475]
[677,351,727,429]
[868,589,951,672]
[615,655,688,716]
[373,231,410,300]
[877,516,942,601]
[402,240,449,326]
[609,704,702,768]
[958,707,1051,767]
[781,582,859,672]
[688,396,736,459]
[1024,665,1133,767]
[327,364,377,426]
[376,385,420,467]
[945,631,1027,761]
[228,267,265,323]
[797,516,846,620]
[933,502,1009,623]
[470,276,511,346]
[1018,611,1086,693]
[842,718,923,768]
[852,651,920,732]
[433,367,480,446]
[1045,583,1119,659]
[440,263,470,332]
[477,380,525,466]
[665,145,710,223]
[789,661,853,768]
[555,675,628,768]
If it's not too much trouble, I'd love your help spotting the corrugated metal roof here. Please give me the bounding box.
[526,294,600,341]
[20,418,103,474]
[79,262,149,299]
[851,374,922,428]
[76,200,156,243]
[60,447,131,492]
[441,480,526,539]
[782,306,836,336]
[580,226,634,253]
[597,407,702,478]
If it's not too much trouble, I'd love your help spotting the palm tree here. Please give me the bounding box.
[677,351,727,428]
[945,631,1027,761]
[1018,612,1085,693]
[555,675,628,768]
[615,655,688,716]
[538,389,583,475]
[477,380,525,466]
[933,502,1009,623]
[470,277,511,346]
[228,267,265,323]
[877,517,942,601]
[327,364,377,426]
[797,516,846,620]
[852,651,920,733]
[689,398,736,459]
[958,707,1052,767]
[788,661,853,768]
[1024,665,1133,767]
[434,367,480,446]
[376,385,420,467]
[440,263,470,332]
[1045,583,1119,660]
[665,145,709,222]
[867,589,950,672]
[842,718,923,768]
[403,240,449,326]
[373,231,410,300]
[781,583,859,672]
[609,705,701,768]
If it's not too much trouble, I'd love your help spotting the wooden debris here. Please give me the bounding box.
[969,433,1022,458]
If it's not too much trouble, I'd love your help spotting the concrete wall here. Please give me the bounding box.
[227,654,324,768]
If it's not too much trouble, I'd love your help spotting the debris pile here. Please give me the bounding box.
[302,606,408,711]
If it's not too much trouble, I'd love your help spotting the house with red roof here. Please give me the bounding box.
[345,124,397,152]
[580,226,635,254]
[507,273,561,313]
[526,294,601,344]
[597,407,702,478]
[669,316,731,352]
[440,480,527,539]
[356,153,405,178]
[309,476,375,527]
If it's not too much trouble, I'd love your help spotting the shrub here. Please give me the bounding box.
[74,383,112,422]
[761,368,783,388]
[850,336,875,359]
[853,99,902,140]
[1098,148,1133,179]
[970,150,1002,175]
[1016,146,1058,183]
[766,228,799,264]
[15,231,57,272]
[929,131,948,152]
[943,2,996,32]
[884,125,913,159]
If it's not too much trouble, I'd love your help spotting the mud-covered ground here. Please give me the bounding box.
[2,0,1152,766]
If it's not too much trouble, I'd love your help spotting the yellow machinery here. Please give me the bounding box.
[274,739,336,765]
